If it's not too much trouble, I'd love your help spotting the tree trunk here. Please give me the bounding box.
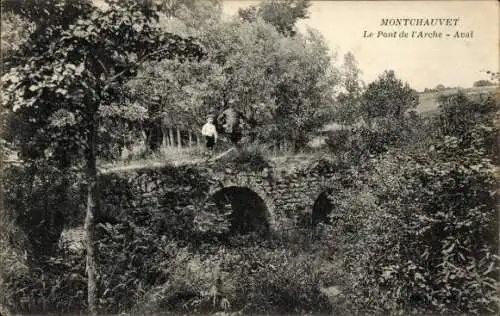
[282,140,288,152]
[85,120,99,316]
[177,128,181,150]
[169,128,175,149]
[188,131,193,147]
[196,133,201,148]
[141,129,148,152]
[161,125,168,149]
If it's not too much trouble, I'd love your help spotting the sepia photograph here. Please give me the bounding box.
[0,0,499,315]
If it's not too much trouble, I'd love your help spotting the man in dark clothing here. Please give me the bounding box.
[217,100,243,145]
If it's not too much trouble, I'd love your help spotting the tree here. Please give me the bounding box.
[122,0,224,152]
[473,79,495,87]
[437,91,498,160]
[238,0,311,36]
[361,70,418,123]
[435,84,446,91]
[335,51,364,124]
[157,0,221,19]
[128,58,225,151]
[205,20,337,149]
[485,70,499,83]
[132,1,337,152]
[1,0,203,313]
[0,11,33,58]
[270,29,338,149]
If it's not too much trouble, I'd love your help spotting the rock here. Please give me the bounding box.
[320,285,343,303]
[0,304,11,316]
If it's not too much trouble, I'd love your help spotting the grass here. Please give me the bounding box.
[99,140,328,174]
[417,85,498,116]
[99,145,204,173]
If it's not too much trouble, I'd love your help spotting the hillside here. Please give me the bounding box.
[416,85,498,116]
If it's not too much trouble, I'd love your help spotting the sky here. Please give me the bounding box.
[222,0,499,91]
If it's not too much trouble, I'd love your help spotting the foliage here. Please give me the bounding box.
[97,227,337,314]
[1,245,86,314]
[122,0,224,150]
[436,91,499,159]
[473,79,495,87]
[129,58,226,133]
[236,249,335,314]
[238,0,311,36]
[361,70,419,123]
[323,145,498,314]
[160,0,222,34]
[1,163,84,257]
[0,11,33,58]
[327,91,499,315]
[2,1,204,312]
[0,203,29,311]
[335,51,365,124]
[1,0,204,167]
[269,28,338,149]
[325,113,425,164]
[133,5,338,152]
[209,145,272,172]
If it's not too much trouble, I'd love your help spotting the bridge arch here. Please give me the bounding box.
[311,189,334,226]
[207,173,277,233]
[211,186,271,236]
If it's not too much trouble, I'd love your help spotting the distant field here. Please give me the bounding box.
[315,85,498,142]
[416,85,498,116]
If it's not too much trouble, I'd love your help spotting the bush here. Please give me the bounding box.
[240,249,336,314]
[325,114,425,165]
[1,245,86,313]
[332,138,499,314]
[323,91,499,313]
[94,198,341,315]
[0,210,29,312]
[1,162,84,258]
[96,221,179,313]
[129,243,338,314]
[209,144,271,172]
[95,221,336,314]
[437,91,499,160]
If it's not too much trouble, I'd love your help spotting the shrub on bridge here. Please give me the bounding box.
[325,114,424,165]
[209,144,271,172]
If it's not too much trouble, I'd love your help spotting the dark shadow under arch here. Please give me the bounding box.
[312,189,334,226]
[213,186,270,236]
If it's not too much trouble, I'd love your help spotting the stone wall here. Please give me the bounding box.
[99,165,212,239]
[99,163,338,235]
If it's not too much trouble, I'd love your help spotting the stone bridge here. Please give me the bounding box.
[99,161,344,236]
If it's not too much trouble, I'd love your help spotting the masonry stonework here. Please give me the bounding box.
[99,163,338,234]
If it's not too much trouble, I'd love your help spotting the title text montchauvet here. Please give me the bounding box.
[380,18,460,27]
